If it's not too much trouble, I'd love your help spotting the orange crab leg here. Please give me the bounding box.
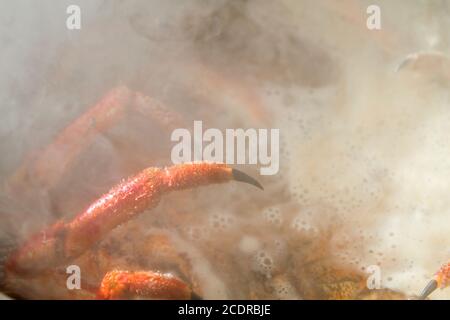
[9,86,131,192]
[97,270,193,300]
[419,261,450,299]
[5,162,262,275]
[9,86,184,193]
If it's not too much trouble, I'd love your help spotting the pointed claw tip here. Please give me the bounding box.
[231,169,264,190]
[418,279,438,300]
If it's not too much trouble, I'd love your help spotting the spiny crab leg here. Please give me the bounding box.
[97,270,198,300]
[419,261,450,299]
[5,162,262,276]
[8,86,184,193]
[9,87,131,192]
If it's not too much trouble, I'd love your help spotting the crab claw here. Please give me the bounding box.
[418,279,438,300]
[418,261,450,299]
[232,168,264,190]
[6,163,263,275]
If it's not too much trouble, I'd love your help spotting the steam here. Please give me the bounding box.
[1,0,450,299]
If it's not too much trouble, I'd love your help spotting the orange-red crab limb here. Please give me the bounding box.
[8,86,184,193]
[419,261,450,299]
[4,162,262,298]
[97,270,195,300]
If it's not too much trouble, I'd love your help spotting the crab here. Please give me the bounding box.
[0,86,434,301]
[0,85,412,301]
[0,86,263,299]
[2,2,449,300]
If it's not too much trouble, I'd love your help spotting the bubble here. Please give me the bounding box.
[253,250,275,278]
[291,215,317,234]
[271,276,300,299]
[184,225,210,242]
[239,236,261,254]
[262,206,282,226]
[209,212,235,231]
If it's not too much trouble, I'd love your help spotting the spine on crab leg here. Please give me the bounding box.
[6,162,262,275]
